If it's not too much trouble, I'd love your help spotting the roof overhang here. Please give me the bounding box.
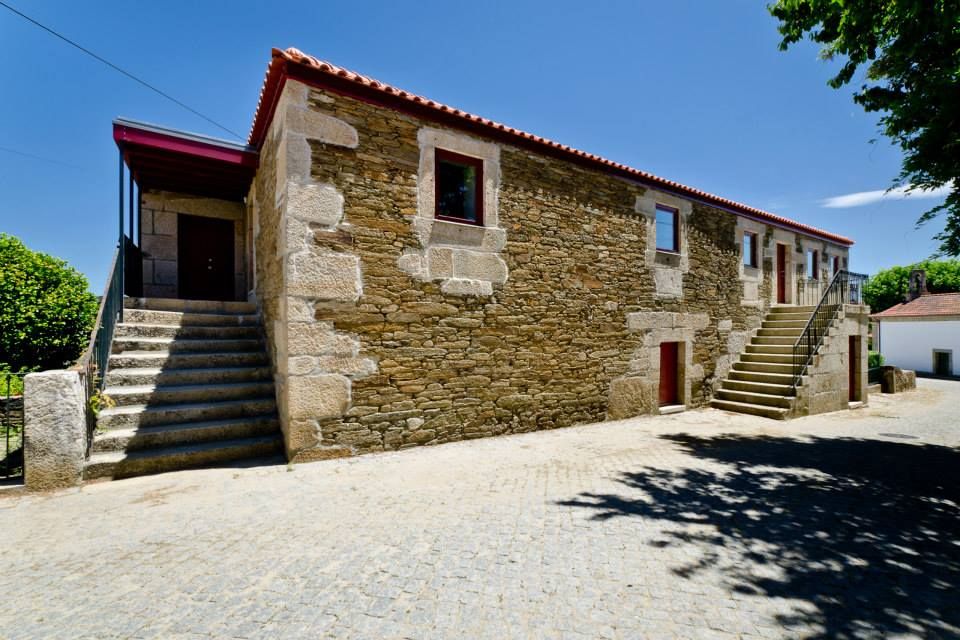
[113,118,258,201]
[248,48,854,247]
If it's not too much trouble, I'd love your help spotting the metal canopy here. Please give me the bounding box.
[113,118,258,201]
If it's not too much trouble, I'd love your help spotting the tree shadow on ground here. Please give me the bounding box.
[559,434,960,639]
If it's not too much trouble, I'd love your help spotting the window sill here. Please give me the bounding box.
[434,215,484,228]
[655,248,681,256]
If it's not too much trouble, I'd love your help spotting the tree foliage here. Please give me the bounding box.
[0,234,97,373]
[863,259,960,312]
[769,0,960,256]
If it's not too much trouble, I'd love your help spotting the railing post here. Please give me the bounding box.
[118,150,125,323]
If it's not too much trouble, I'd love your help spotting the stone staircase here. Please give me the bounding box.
[711,305,816,419]
[84,298,282,480]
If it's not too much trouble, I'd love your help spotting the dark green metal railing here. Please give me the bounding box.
[790,269,869,392]
[75,245,124,397]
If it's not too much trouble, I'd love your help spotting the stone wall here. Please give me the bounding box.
[253,81,852,460]
[140,190,246,300]
[793,304,870,416]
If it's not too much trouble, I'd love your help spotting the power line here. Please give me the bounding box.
[0,0,244,141]
[0,145,87,171]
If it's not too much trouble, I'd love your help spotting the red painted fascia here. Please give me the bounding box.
[114,124,259,168]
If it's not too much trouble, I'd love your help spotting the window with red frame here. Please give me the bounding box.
[435,149,483,225]
[743,232,758,268]
[832,255,840,276]
[807,249,819,280]
[655,204,679,252]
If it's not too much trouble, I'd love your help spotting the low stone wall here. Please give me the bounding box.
[23,370,86,490]
[794,304,870,416]
[881,366,916,394]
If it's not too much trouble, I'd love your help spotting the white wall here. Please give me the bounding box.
[877,319,960,375]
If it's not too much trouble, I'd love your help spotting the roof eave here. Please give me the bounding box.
[248,48,855,247]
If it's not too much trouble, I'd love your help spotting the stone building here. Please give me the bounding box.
[25,48,870,486]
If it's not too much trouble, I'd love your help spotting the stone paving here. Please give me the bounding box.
[1,379,959,640]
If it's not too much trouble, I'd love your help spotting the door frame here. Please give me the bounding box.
[932,349,953,376]
[658,341,683,408]
[776,243,789,305]
[848,335,862,402]
[177,213,237,301]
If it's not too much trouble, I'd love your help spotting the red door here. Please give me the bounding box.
[848,336,859,401]
[776,244,787,304]
[659,342,679,406]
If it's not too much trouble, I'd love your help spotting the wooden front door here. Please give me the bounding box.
[848,336,859,401]
[178,214,235,301]
[776,244,787,304]
[659,342,680,406]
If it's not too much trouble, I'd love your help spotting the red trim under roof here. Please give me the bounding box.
[114,119,258,201]
[248,48,854,247]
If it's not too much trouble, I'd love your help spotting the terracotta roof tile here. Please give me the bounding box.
[871,292,960,318]
[249,47,855,247]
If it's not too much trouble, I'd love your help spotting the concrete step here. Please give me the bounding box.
[122,308,261,327]
[711,399,788,420]
[715,388,793,408]
[125,297,257,314]
[768,305,816,315]
[108,351,269,370]
[745,344,797,355]
[91,416,281,453]
[728,370,800,385]
[752,336,798,346]
[103,381,277,407]
[762,319,808,329]
[740,353,796,365]
[733,361,797,375]
[112,336,264,354]
[84,435,283,480]
[97,397,277,430]
[757,327,805,338]
[104,366,272,387]
[114,323,260,340]
[721,378,795,396]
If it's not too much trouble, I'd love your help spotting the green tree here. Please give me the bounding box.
[769,1,960,256]
[863,259,960,312]
[0,234,97,372]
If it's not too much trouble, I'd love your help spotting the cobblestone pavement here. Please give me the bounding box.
[2,379,959,640]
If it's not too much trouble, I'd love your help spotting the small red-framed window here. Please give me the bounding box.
[435,149,483,225]
[807,249,819,280]
[655,204,680,252]
[832,255,841,275]
[743,232,758,268]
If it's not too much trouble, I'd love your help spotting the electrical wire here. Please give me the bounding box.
[0,0,244,140]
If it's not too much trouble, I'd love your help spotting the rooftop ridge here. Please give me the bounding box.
[247,46,854,247]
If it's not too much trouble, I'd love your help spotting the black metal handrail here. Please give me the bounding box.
[74,245,124,398]
[790,269,869,391]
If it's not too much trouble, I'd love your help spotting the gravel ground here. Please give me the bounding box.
[1,378,957,639]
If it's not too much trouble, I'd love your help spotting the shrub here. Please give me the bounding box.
[0,234,97,373]
[868,351,884,369]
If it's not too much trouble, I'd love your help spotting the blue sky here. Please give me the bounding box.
[0,0,948,291]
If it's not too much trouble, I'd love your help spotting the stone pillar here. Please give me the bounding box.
[23,370,87,491]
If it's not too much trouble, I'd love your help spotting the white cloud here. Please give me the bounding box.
[820,182,953,208]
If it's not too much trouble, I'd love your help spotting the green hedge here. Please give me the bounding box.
[0,234,97,373]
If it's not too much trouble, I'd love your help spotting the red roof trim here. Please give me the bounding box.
[114,123,258,168]
[248,48,854,247]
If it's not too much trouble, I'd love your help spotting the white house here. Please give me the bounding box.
[872,289,960,377]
